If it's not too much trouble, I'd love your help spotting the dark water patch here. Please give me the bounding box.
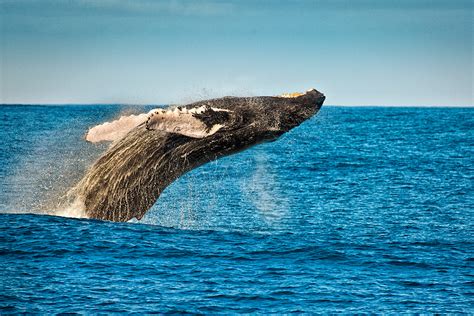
[398,280,438,288]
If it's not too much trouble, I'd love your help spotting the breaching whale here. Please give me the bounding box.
[69,89,325,222]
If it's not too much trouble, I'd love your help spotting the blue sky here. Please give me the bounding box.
[1,0,472,105]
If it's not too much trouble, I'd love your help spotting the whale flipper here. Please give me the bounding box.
[85,105,232,143]
[85,112,150,143]
[145,106,230,138]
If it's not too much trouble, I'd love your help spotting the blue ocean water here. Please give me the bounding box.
[1,105,473,313]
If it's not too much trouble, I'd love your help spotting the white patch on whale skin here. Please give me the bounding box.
[146,106,228,138]
[85,111,153,143]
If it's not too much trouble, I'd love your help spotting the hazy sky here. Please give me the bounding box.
[1,0,472,105]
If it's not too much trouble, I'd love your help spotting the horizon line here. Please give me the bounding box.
[0,103,472,108]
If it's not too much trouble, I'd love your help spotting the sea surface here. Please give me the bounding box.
[1,105,473,313]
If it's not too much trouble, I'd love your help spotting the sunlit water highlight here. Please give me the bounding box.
[1,105,473,313]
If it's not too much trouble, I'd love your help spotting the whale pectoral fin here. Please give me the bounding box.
[145,106,230,138]
[85,112,150,143]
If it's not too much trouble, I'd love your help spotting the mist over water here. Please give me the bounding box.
[1,105,473,313]
[1,105,153,217]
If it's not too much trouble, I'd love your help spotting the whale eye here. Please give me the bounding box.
[145,106,230,138]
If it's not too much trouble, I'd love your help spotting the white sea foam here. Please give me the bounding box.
[53,197,88,219]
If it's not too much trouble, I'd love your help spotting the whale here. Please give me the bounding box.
[68,89,325,222]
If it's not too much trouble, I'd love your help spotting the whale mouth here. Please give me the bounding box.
[279,92,304,98]
[278,89,318,98]
[278,92,304,98]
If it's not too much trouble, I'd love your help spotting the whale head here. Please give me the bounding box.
[256,88,326,136]
[145,88,325,144]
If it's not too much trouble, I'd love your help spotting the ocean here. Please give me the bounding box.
[1,105,473,313]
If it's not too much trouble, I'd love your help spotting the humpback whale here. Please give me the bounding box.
[69,89,325,222]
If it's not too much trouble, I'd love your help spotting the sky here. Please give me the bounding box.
[0,0,472,106]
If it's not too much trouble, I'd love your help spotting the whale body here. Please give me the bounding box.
[69,89,325,222]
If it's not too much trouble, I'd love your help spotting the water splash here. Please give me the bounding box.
[53,197,87,219]
[241,152,288,226]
